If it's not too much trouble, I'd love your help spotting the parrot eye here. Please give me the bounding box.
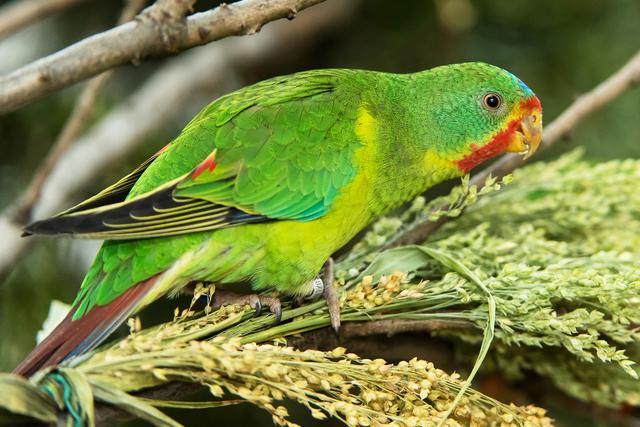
[482,93,502,111]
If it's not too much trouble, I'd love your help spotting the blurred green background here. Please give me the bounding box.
[0,0,638,425]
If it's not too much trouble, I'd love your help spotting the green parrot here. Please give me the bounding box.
[14,63,542,376]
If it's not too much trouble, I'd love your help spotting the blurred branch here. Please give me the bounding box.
[12,0,148,225]
[389,48,640,248]
[0,0,87,40]
[0,0,326,114]
[0,0,358,277]
[339,318,474,337]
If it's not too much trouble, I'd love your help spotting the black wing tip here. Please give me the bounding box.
[22,220,42,237]
[22,220,51,236]
[22,217,71,237]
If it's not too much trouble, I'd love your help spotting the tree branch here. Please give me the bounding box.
[0,0,326,114]
[389,48,640,248]
[11,0,148,226]
[341,318,474,337]
[0,0,358,277]
[0,0,87,40]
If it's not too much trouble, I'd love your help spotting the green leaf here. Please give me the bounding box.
[416,246,496,427]
[0,373,57,424]
[358,246,431,280]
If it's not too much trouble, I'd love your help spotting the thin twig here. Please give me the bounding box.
[389,48,640,248]
[0,0,87,40]
[0,0,326,114]
[12,0,148,225]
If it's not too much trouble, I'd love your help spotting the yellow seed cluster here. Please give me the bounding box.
[81,335,553,427]
[342,271,426,310]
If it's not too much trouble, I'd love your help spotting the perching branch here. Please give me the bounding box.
[339,318,475,337]
[389,48,640,247]
[12,0,148,226]
[0,0,358,277]
[0,0,87,40]
[0,0,326,114]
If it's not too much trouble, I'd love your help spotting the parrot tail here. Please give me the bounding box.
[13,275,158,377]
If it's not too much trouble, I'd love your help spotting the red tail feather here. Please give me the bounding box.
[13,276,158,377]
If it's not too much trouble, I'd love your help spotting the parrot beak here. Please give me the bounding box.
[505,110,542,160]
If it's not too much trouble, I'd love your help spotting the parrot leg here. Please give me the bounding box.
[213,290,282,323]
[294,258,341,333]
[322,257,341,334]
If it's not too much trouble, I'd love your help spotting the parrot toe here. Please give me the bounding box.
[213,290,282,323]
[251,295,262,316]
[322,258,341,334]
[296,258,341,333]
[323,282,341,334]
[268,299,282,324]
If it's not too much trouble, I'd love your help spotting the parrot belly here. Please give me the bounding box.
[136,205,370,310]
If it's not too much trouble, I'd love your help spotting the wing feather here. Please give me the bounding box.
[59,145,169,216]
[23,69,364,240]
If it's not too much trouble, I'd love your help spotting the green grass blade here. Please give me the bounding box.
[417,245,496,427]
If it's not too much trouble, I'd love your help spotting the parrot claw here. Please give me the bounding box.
[272,303,282,324]
[213,290,282,323]
[252,297,262,317]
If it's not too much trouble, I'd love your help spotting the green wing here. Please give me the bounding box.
[24,70,363,239]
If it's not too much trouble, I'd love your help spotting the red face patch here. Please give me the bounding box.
[455,120,520,173]
[521,96,542,112]
[454,96,541,173]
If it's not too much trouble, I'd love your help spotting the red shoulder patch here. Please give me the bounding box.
[192,150,218,181]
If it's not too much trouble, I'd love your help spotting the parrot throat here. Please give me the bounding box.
[454,119,521,173]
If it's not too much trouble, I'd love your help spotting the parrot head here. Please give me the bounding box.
[420,62,542,173]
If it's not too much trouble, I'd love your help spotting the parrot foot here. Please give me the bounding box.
[213,290,282,323]
[297,258,341,333]
[322,257,341,334]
